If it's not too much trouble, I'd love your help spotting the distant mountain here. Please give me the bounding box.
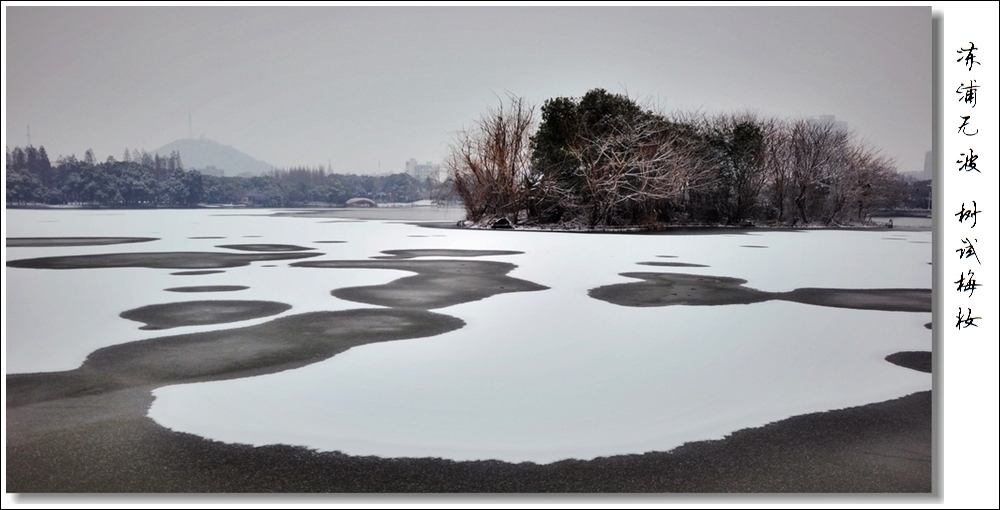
[152,137,273,176]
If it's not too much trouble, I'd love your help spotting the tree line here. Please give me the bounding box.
[447,89,927,228]
[6,146,435,207]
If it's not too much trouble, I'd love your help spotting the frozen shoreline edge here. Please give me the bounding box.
[6,384,931,492]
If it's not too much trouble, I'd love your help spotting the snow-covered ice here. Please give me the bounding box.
[5,208,932,463]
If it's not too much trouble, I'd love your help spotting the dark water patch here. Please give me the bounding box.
[243,235,262,238]
[590,273,771,307]
[319,220,365,223]
[262,265,277,268]
[294,259,547,309]
[314,240,347,244]
[636,261,710,268]
[216,244,315,252]
[171,270,226,276]
[7,251,321,270]
[882,237,907,241]
[924,322,931,330]
[4,282,929,493]
[589,272,931,312]
[656,255,679,258]
[189,236,226,239]
[371,249,523,260]
[6,237,159,248]
[120,300,291,330]
[779,288,931,313]
[740,245,768,248]
[165,285,250,293]
[885,351,931,373]
[8,309,464,409]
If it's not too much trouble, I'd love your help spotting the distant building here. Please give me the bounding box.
[404,158,441,181]
[199,165,225,177]
[902,150,933,182]
[920,150,934,181]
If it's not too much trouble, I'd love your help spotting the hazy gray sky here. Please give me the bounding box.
[6,6,930,174]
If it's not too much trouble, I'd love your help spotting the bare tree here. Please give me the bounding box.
[788,118,850,224]
[836,145,900,223]
[566,112,717,227]
[449,90,906,229]
[763,118,793,222]
[706,112,769,224]
[446,94,535,224]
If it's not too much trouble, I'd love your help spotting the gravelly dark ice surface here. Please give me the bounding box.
[6,236,159,247]
[119,300,291,330]
[6,248,931,493]
[215,244,315,252]
[589,272,931,312]
[6,251,321,270]
[885,351,932,373]
[164,285,250,293]
[293,250,547,310]
[6,386,931,493]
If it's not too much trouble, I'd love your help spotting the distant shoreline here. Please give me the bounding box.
[6,205,932,232]
[446,221,931,234]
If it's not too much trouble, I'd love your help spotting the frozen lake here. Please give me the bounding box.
[4,208,932,464]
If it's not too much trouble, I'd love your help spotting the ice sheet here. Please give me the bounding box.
[5,209,931,463]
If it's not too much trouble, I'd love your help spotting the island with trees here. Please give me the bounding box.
[6,88,930,220]
[446,89,929,230]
